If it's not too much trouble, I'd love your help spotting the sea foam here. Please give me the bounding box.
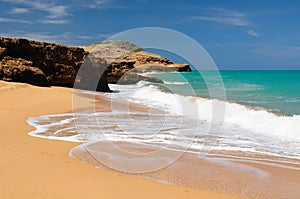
[125,84,300,141]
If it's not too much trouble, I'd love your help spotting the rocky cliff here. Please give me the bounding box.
[0,37,113,92]
[0,37,191,92]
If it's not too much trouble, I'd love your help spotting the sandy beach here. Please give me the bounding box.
[0,80,242,199]
[1,0,300,198]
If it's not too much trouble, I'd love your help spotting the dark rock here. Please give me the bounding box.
[74,56,111,92]
[0,37,89,88]
[0,37,112,92]
[132,64,184,73]
[117,71,163,85]
[0,47,7,59]
[0,57,48,86]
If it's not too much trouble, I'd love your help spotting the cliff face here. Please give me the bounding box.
[0,38,191,91]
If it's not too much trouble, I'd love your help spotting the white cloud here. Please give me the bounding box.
[87,0,109,8]
[3,0,69,22]
[9,7,29,14]
[248,30,260,37]
[0,17,31,24]
[38,19,70,24]
[77,35,94,39]
[75,33,115,40]
[85,0,125,9]
[44,5,68,19]
[192,8,262,38]
[3,0,124,23]
[192,8,251,27]
[76,33,115,40]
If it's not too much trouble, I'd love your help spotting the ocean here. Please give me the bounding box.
[28,70,300,160]
[27,70,300,196]
[150,70,300,116]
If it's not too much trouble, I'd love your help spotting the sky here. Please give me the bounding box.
[0,0,300,70]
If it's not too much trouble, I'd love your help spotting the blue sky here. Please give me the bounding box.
[0,0,300,69]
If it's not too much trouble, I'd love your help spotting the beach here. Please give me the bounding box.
[0,80,242,199]
[1,0,300,198]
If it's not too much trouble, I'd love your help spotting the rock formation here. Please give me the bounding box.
[0,37,191,92]
[0,57,48,86]
[0,37,89,86]
[0,37,112,92]
[81,41,191,84]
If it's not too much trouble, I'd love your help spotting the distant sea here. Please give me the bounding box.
[149,70,300,116]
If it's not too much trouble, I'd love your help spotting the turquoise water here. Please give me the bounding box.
[149,70,300,116]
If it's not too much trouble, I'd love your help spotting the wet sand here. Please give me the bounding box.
[0,81,241,199]
[71,141,300,199]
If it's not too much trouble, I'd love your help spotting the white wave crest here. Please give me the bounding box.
[163,81,187,85]
[131,85,300,141]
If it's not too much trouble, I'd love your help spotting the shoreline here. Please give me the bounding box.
[0,80,241,199]
[21,81,300,198]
